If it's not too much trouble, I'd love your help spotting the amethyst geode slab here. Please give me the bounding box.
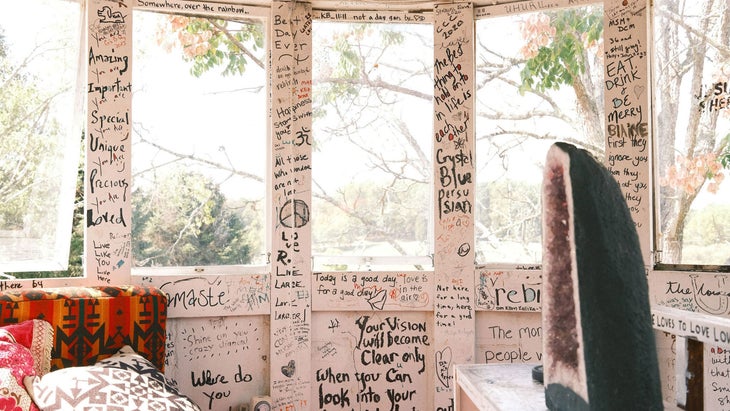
[541,142,662,411]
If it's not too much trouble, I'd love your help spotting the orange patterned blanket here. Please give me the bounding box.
[0,285,167,371]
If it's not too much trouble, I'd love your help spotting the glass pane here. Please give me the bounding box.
[311,21,433,270]
[132,10,266,267]
[475,5,605,264]
[0,0,82,273]
[654,0,730,266]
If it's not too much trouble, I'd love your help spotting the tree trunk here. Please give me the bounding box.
[657,0,715,264]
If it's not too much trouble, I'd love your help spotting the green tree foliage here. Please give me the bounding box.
[684,205,730,247]
[132,170,254,266]
[519,9,602,93]
[720,134,730,169]
[473,178,542,262]
[162,18,430,260]
[313,24,408,114]
[14,145,85,278]
[157,6,729,266]
[313,180,429,255]
[1,10,83,276]
[308,23,432,258]
[0,28,63,232]
[477,179,541,244]
[515,8,605,150]
[64,161,85,277]
[682,204,730,265]
[654,0,730,263]
[163,15,264,77]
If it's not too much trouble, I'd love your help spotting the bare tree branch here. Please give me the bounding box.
[656,3,730,60]
[132,123,264,183]
[316,76,432,101]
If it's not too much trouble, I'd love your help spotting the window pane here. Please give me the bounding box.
[0,0,82,272]
[132,11,266,267]
[311,21,433,270]
[474,5,605,264]
[654,0,730,266]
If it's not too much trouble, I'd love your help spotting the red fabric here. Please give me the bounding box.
[0,322,35,353]
[0,320,52,378]
[0,341,39,411]
[0,341,34,385]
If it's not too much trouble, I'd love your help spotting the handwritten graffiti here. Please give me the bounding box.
[603,10,649,239]
[315,314,429,410]
[663,274,730,316]
[314,272,431,310]
[278,199,310,228]
[86,2,132,284]
[477,270,542,311]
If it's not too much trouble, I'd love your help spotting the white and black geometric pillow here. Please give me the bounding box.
[25,345,201,411]
[96,345,178,390]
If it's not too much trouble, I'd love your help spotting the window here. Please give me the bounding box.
[131,10,267,268]
[474,4,605,264]
[311,21,434,271]
[0,0,83,274]
[654,0,730,266]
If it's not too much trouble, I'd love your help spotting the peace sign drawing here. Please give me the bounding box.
[279,199,310,228]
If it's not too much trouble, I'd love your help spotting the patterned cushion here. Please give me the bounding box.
[0,319,53,376]
[0,340,38,411]
[0,285,167,371]
[1,368,34,411]
[25,346,200,411]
